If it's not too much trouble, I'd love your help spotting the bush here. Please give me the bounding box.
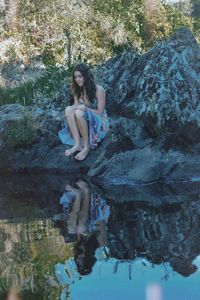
[0,66,69,105]
[4,114,37,149]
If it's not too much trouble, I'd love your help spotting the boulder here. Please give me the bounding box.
[89,28,200,186]
[0,103,110,174]
[97,28,200,132]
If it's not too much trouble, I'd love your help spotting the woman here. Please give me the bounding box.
[60,63,109,161]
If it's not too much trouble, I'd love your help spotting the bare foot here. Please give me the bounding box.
[65,144,83,157]
[65,184,72,191]
[75,146,90,161]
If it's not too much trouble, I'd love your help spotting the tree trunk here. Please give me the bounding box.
[5,0,20,32]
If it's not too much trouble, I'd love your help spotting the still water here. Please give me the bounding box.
[0,174,200,300]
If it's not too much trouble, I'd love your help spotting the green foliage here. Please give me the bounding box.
[0,66,68,105]
[193,19,200,41]
[0,278,11,298]
[4,114,37,149]
[1,0,199,75]
[141,0,194,48]
[165,4,194,33]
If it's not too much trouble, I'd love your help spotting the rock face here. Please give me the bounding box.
[89,27,200,187]
[96,28,200,130]
[0,28,200,187]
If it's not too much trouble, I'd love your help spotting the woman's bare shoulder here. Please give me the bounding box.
[96,84,105,93]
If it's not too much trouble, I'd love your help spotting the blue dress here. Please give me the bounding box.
[58,101,109,149]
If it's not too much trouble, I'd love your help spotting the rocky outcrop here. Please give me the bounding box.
[0,103,110,175]
[89,27,200,186]
[96,28,200,130]
[0,28,200,187]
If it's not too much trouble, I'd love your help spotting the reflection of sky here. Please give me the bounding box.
[69,259,200,300]
[193,255,200,269]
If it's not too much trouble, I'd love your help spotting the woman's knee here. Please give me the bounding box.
[75,109,84,120]
[65,106,74,117]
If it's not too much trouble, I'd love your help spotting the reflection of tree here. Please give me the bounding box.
[0,219,72,298]
[107,200,200,277]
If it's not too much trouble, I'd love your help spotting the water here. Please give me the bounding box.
[0,174,200,300]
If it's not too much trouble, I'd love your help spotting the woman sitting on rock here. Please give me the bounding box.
[59,63,109,161]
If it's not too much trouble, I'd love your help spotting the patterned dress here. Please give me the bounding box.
[58,99,109,149]
[83,109,109,149]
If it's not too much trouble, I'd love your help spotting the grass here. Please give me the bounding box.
[4,113,38,149]
[0,66,69,106]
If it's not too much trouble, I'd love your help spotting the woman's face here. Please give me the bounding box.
[74,71,84,87]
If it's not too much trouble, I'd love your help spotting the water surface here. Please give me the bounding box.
[0,174,200,300]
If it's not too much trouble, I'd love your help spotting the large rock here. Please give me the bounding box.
[0,103,110,174]
[97,28,200,132]
[89,28,200,186]
[89,141,200,189]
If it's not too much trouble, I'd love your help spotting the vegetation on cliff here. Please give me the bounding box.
[1,0,199,66]
[0,0,199,106]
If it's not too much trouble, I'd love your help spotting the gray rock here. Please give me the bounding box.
[89,28,200,186]
[0,103,110,174]
[97,28,200,132]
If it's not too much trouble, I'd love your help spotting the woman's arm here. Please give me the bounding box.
[87,85,106,116]
[73,95,79,106]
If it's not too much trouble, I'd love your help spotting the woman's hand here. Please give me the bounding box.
[78,104,87,111]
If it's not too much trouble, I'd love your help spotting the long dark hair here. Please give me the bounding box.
[72,63,96,103]
[74,233,99,275]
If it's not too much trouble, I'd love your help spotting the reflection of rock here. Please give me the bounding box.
[0,174,65,220]
[107,200,200,277]
[92,180,200,206]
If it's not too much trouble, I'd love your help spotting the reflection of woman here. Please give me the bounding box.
[60,180,110,275]
[74,233,99,275]
[59,63,109,161]
[65,180,109,238]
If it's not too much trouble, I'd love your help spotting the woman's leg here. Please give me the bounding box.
[64,106,83,156]
[76,180,90,235]
[67,188,82,234]
[74,109,91,160]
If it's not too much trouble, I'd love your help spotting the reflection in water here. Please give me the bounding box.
[56,180,110,278]
[1,175,200,299]
[146,284,162,300]
[0,175,72,300]
[55,180,200,300]
[107,201,200,277]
